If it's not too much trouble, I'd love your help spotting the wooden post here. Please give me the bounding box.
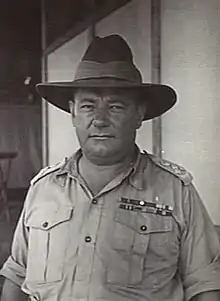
[151,0,162,158]
[87,0,96,43]
[41,0,49,166]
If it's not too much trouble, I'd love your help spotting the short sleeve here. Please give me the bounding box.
[0,206,29,287]
[179,184,220,300]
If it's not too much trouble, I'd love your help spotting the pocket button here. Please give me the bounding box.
[42,221,49,228]
[140,224,147,232]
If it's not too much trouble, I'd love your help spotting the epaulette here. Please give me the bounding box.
[147,153,193,185]
[30,158,67,186]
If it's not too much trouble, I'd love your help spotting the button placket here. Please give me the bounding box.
[83,206,102,244]
[75,197,104,284]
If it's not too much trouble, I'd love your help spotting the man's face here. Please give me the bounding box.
[69,88,145,164]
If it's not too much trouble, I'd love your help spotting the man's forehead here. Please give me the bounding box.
[74,87,139,101]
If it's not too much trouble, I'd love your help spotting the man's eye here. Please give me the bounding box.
[80,104,94,110]
[110,105,125,111]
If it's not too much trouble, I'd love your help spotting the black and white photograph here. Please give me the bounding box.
[0,1,220,300]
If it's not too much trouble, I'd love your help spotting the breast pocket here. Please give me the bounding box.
[25,206,73,283]
[106,208,173,286]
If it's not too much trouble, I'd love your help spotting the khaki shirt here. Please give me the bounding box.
[1,149,220,301]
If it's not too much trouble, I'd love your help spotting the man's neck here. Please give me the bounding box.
[78,147,138,195]
[81,145,137,170]
[82,151,134,167]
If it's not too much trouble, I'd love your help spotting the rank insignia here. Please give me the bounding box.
[119,197,173,216]
[147,153,193,185]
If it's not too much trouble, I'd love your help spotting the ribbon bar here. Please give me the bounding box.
[119,197,173,216]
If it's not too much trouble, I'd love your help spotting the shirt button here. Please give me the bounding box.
[140,225,147,232]
[85,236,92,243]
[42,221,49,228]
[92,199,98,204]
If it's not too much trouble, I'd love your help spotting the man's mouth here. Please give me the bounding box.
[89,134,114,139]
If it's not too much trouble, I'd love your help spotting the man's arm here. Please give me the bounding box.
[1,278,28,301]
[179,184,220,300]
[191,291,220,301]
[0,206,30,300]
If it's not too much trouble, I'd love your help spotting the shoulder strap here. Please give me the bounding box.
[30,158,67,186]
[147,153,193,185]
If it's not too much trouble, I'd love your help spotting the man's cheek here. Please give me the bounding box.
[73,116,85,128]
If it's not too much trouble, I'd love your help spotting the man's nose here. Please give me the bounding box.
[92,108,109,127]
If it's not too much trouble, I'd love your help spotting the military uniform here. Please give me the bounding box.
[1,149,220,301]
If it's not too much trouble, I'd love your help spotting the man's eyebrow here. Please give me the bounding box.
[107,98,127,103]
[77,98,96,103]
[108,98,132,105]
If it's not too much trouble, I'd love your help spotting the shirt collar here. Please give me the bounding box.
[57,149,82,176]
[128,150,148,190]
[55,146,148,190]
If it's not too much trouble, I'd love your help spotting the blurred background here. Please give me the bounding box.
[0,0,41,193]
[0,0,41,289]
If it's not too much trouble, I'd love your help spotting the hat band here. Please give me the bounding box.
[74,61,142,83]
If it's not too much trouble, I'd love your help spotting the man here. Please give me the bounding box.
[1,35,220,301]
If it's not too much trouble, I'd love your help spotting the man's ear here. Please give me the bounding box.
[69,100,75,115]
[136,102,147,129]
[69,100,76,126]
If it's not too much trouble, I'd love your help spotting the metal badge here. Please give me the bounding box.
[119,197,173,216]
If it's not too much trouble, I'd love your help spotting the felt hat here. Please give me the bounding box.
[36,34,177,120]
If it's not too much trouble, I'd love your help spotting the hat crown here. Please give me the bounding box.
[36,34,177,120]
[74,35,142,83]
[82,35,134,63]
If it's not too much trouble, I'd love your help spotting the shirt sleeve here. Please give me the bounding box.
[0,202,29,287]
[179,184,220,301]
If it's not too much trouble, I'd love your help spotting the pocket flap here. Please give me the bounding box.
[144,213,172,233]
[114,209,172,234]
[25,206,73,230]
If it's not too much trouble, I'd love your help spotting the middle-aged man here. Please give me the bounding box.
[1,35,220,301]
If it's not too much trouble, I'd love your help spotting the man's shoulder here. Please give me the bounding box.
[30,157,68,186]
[142,151,193,185]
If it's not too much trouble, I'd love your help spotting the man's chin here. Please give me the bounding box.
[83,144,117,160]
[87,147,113,157]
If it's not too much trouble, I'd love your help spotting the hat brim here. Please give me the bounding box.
[36,79,177,120]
